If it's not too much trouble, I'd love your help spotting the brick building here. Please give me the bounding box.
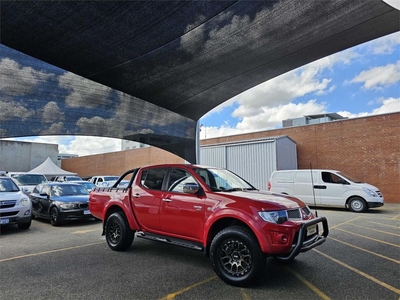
[62,112,399,203]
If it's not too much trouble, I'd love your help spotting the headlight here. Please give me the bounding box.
[363,188,378,197]
[59,203,78,209]
[258,210,288,224]
[19,197,31,206]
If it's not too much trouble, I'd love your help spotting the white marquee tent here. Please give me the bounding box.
[28,157,77,178]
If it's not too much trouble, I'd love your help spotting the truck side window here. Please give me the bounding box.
[140,168,168,190]
[167,168,196,193]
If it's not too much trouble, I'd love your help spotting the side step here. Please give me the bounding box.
[136,232,204,252]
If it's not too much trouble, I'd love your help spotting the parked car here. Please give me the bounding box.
[71,181,96,192]
[268,169,384,212]
[52,176,83,182]
[30,182,92,226]
[98,180,130,188]
[88,175,120,186]
[0,171,32,229]
[7,172,48,195]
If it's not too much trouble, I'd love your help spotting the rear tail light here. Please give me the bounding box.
[268,181,271,191]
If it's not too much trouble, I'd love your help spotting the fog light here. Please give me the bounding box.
[24,210,31,216]
[277,233,288,243]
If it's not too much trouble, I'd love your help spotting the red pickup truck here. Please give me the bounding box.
[89,164,328,286]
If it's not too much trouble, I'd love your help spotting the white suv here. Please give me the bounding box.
[0,172,32,229]
[7,172,48,195]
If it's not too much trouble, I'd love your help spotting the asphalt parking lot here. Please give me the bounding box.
[1,204,399,300]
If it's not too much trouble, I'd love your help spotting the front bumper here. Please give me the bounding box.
[59,208,93,222]
[0,206,31,226]
[368,202,384,208]
[274,216,329,261]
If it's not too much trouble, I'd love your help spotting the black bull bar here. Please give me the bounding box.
[275,216,329,261]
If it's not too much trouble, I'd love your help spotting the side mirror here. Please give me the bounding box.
[22,187,29,194]
[183,182,199,194]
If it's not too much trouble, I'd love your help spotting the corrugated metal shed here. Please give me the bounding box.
[200,136,297,190]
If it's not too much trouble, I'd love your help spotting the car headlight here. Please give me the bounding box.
[19,197,31,206]
[258,210,288,224]
[59,203,79,209]
[363,188,378,197]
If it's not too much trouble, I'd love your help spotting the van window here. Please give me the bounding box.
[322,172,347,184]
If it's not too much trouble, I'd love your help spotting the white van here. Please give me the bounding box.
[268,169,384,212]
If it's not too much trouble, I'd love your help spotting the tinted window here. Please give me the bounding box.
[140,168,168,190]
[322,172,347,184]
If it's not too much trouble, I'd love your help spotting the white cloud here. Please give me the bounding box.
[353,32,400,56]
[372,97,400,114]
[0,99,35,122]
[0,58,54,96]
[58,72,112,108]
[62,136,121,156]
[42,101,64,123]
[348,61,400,89]
[338,97,400,118]
[7,135,122,157]
[200,100,327,139]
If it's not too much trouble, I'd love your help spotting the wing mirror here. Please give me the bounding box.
[183,182,199,194]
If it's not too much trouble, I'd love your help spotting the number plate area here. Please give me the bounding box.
[84,210,91,215]
[0,218,10,224]
[307,224,317,236]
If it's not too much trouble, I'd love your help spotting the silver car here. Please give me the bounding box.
[0,172,32,229]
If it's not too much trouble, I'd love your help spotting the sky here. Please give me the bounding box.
[2,22,400,157]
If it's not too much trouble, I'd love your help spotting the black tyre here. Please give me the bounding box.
[348,197,367,212]
[105,212,134,251]
[210,226,265,287]
[50,207,61,226]
[18,219,31,230]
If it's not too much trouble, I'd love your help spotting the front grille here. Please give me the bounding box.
[79,203,88,209]
[0,200,17,209]
[376,191,383,197]
[0,211,19,217]
[287,208,302,220]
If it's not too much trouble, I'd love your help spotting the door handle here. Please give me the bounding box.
[193,206,202,211]
[162,198,172,202]
[313,185,327,189]
[134,193,140,198]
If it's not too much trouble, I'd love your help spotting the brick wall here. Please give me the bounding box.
[62,112,399,203]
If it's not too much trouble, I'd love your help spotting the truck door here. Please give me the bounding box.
[131,167,168,231]
[159,168,205,241]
